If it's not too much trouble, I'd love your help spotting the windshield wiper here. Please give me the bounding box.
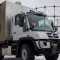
[47,30,54,32]
[40,30,46,31]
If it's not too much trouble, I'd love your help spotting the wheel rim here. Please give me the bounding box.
[22,48,27,60]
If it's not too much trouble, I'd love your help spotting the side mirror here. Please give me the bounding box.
[53,26,58,32]
[51,21,54,27]
[50,20,58,32]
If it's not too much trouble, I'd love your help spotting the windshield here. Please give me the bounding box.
[27,12,53,32]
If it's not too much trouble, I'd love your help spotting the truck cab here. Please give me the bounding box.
[12,10,53,40]
[11,10,60,60]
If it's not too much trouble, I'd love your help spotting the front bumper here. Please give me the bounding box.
[35,39,60,54]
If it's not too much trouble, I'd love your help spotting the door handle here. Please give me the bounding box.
[13,32,16,34]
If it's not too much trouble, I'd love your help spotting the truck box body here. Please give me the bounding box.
[0,1,33,43]
[0,2,6,43]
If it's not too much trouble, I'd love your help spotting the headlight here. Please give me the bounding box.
[36,40,51,49]
[40,41,50,48]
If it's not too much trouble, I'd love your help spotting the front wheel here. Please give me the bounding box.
[20,44,35,60]
[45,54,59,60]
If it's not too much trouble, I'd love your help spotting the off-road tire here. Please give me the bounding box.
[20,44,35,60]
[45,54,59,60]
[0,56,4,60]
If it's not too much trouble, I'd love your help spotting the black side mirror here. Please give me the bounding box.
[51,21,54,27]
[50,20,58,32]
[53,26,58,32]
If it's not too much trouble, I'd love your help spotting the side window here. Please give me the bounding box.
[15,16,20,25]
[15,14,24,27]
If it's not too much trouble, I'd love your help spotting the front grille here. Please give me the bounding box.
[49,39,58,43]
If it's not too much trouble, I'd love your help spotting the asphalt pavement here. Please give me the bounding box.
[3,56,45,60]
[3,55,60,60]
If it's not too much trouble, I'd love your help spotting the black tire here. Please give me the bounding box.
[20,44,35,60]
[0,56,4,60]
[45,54,59,60]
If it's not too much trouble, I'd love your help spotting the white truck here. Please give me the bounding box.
[0,1,60,60]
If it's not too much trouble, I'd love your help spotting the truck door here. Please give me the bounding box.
[12,14,24,40]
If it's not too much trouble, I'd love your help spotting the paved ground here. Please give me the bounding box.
[3,54,60,60]
[3,56,46,60]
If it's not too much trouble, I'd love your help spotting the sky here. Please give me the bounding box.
[0,0,60,8]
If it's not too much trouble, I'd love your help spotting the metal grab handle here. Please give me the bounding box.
[13,32,16,34]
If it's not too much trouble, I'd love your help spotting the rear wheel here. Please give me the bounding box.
[0,56,4,60]
[45,54,59,60]
[20,44,35,60]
